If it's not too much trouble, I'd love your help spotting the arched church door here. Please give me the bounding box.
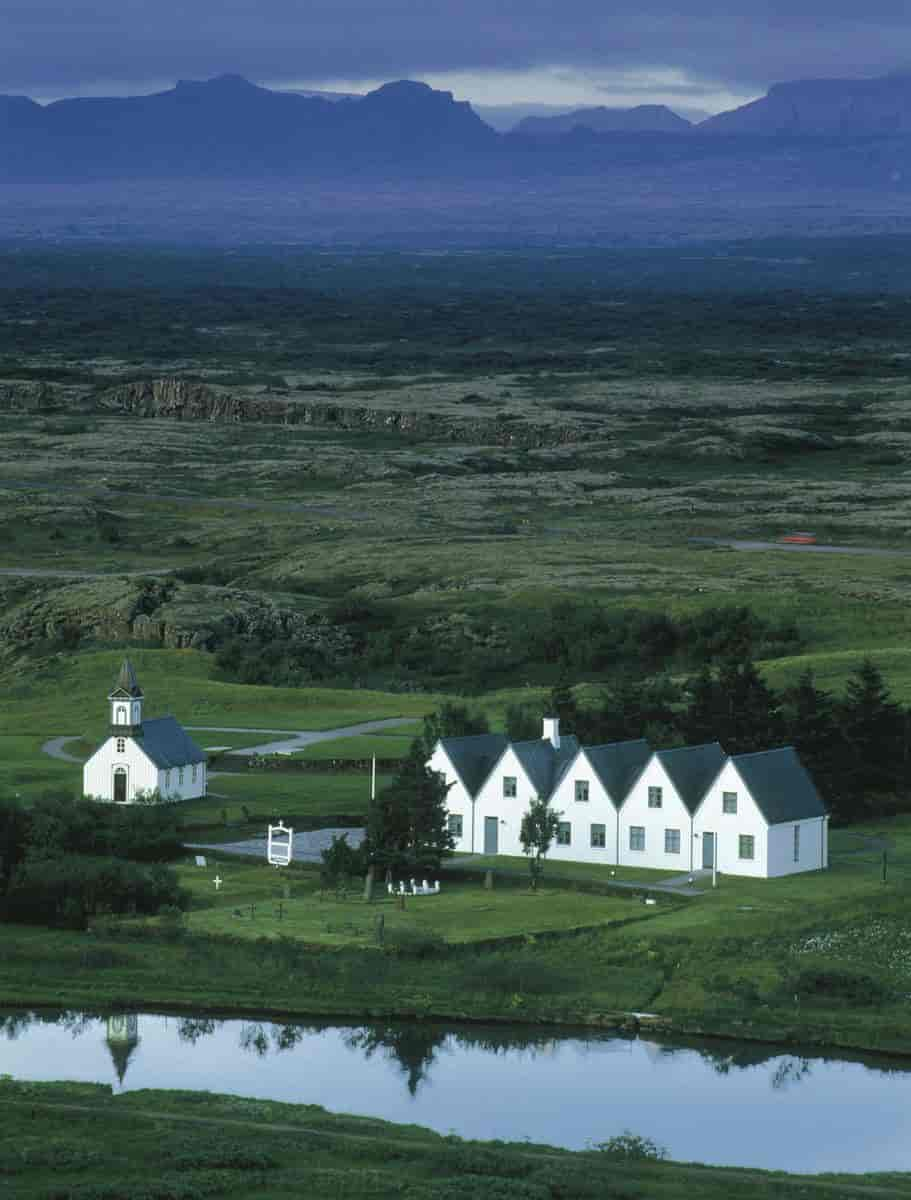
[113,768,127,804]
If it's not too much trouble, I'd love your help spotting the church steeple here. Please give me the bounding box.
[108,659,144,735]
[105,1014,140,1086]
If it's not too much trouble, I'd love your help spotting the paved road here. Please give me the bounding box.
[0,567,175,579]
[185,717,417,757]
[689,536,911,558]
[187,827,365,864]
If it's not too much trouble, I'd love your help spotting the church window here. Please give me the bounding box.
[116,706,127,724]
[116,738,125,754]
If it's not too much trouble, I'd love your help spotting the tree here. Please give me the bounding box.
[365,743,454,874]
[320,834,365,894]
[781,669,843,806]
[681,658,783,754]
[836,659,906,819]
[519,796,562,891]
[420,702,489,760]
[505,701,541,742]
[548,676,579,731]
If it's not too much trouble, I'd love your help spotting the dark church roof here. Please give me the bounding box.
[109,659,143,698]
[137,716,205,768]
[729,747,828,825]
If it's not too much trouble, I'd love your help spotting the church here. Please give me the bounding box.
[83,660,207,804]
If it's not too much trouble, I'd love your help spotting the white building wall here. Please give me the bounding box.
[474,747,537,857]
[766,816,827,877]
[618,759,695,871]
[547,750,619,865]
[693,761,768,878]
[429,744,475,853]
[83,738,159,803]
[156,761,207,802]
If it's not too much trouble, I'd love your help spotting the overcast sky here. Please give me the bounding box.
[5,1,911,113]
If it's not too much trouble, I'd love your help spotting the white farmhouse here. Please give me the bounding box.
[692,747,829,877]
[427,718,829,879]
[619,743,726,872]
[83,660,207,804]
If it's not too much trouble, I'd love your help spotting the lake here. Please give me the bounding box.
[2,1009,910,1173]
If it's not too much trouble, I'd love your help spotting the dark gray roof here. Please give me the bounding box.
[109,659,143,698]
[583,740,653,802]
[730,747,828,824]
[512,735,580,799]
[136,716,205,769]
[653,742,727,814]
[439,734,508,797]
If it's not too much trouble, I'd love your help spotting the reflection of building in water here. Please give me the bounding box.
[106,1014,140,1084]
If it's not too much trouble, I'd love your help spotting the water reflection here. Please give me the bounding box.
[2,1008,910,1171]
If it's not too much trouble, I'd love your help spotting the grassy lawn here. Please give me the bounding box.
[176,859,662,946]
[197,770,386,823]
[295,727,420,760]
[7,1078,911,1200]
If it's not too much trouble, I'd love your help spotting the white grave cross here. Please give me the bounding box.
[213,875,223,891]
[267,820,293,868]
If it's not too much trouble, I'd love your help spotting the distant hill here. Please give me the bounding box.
[700,72,911,136]
[515,105,692,137]
[0,74,498,178]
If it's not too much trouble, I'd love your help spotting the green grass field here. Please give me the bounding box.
[5,1077,910,1200]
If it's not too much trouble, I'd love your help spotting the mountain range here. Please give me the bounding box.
[4,70,911,243]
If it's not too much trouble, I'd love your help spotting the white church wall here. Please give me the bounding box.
[83,738,158,804]
[157,760,207,802]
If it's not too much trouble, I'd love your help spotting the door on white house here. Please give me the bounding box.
[484,816,499,855]
[113,768,127,804]
[702,832,715,869]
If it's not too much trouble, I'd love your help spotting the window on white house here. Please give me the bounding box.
[722,792,738,814]
[503,776,517,798]
[178,767,185,785]
[192,764,198,782]
[448,814,463,839]
[116,738,125,754]
[629,826,646,852]
[166,770,172,788]
[739,835,755,860]
[575,780,589,803]
[556,822,571,846]
[793,825,800,862]
[590,823,606,848]
[665,828,681,854]
[648,787,663,809]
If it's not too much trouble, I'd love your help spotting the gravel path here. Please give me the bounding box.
[187,827,365,863]
[41,735,85,763]
[185,717,416,756]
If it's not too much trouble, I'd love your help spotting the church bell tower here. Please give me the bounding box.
[108,659,144,736]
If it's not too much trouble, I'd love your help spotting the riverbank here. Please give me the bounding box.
[3,1076,911,1199]
[3,835,911,1058]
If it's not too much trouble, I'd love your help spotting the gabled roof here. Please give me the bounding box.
[438,734,508,797]
[729,746,828,825]
[109,659,143,699]
[136,716,205,769]
[652,742,727,814]
[582,739,653,803]
[511,735,580,800]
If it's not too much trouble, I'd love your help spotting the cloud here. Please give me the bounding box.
[3,1,911,104]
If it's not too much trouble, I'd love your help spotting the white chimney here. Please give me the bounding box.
[542,716,560,750]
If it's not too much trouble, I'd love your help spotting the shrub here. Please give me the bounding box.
[589,1131,668,1161]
